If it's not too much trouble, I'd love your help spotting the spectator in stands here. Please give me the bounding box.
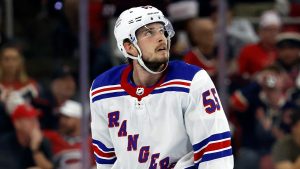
[0,104,53,169]
[33,65,77,130]
[165,1,200,61]
[237,10,281,79]
[0,43,40,133]
[275,0,300,32]
[274,32,300,89]
[210,0,258,65]
[44,100,95,169]
[183,18,218,81]
[272,108,300,169]
[0,43,40,102]
[230,65,294,169]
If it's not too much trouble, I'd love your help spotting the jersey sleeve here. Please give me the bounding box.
[90,85,117,169]
[184,70,234,169]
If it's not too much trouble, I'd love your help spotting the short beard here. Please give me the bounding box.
[143,60,168,72]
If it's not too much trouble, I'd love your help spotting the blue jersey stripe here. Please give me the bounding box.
[91,61,200,91]
[92,87,189,102]
[91,65,126,90]
[94,155,117,164]
[91,61,201,102]
[92,139,115,152]
[199,148,232,164]
[192,131,231,152]
[153,87,190,94]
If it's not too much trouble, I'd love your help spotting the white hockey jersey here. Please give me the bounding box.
[90,61,234,169]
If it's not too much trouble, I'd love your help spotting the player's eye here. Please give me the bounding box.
[144,30,154,37]
[158,28,164,34]
[139,27,167,39]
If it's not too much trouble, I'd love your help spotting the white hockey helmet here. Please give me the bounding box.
[114,5,175,74]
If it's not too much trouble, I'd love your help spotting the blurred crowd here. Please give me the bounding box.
[1,0,300,169]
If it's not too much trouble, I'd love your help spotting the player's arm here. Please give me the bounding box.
[90,86,117,169]
[184,70,234,169]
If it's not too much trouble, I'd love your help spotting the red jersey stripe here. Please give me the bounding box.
[92,86,122,96]
[92,144,116,158]
[160,81,190,87]
[194,139,231,161]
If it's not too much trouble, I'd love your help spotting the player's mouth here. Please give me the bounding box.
[156,45,167,52]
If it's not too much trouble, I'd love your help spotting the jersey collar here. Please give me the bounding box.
[120,65,166,101]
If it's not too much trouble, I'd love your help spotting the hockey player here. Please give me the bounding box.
[90,5,234,169]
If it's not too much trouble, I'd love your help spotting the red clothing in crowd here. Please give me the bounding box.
[237,43,277,77]
[43,130,95,169]
[183,48,217,76]
[0,79,39,102]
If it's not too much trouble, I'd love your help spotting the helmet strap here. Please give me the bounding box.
[133,43,168,75]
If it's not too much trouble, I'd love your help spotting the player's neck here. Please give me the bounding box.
[132,62,163,87]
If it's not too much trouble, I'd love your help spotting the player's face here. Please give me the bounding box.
[136,23,169,71]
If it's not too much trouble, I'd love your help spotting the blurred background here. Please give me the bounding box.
[0,0,300,169]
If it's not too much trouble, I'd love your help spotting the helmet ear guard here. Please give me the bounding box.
[114,5,175,74]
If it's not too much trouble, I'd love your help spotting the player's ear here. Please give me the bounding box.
[123,40,138,57]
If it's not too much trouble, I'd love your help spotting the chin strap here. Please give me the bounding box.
[137,52,168,75]
[124,43,168,74]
